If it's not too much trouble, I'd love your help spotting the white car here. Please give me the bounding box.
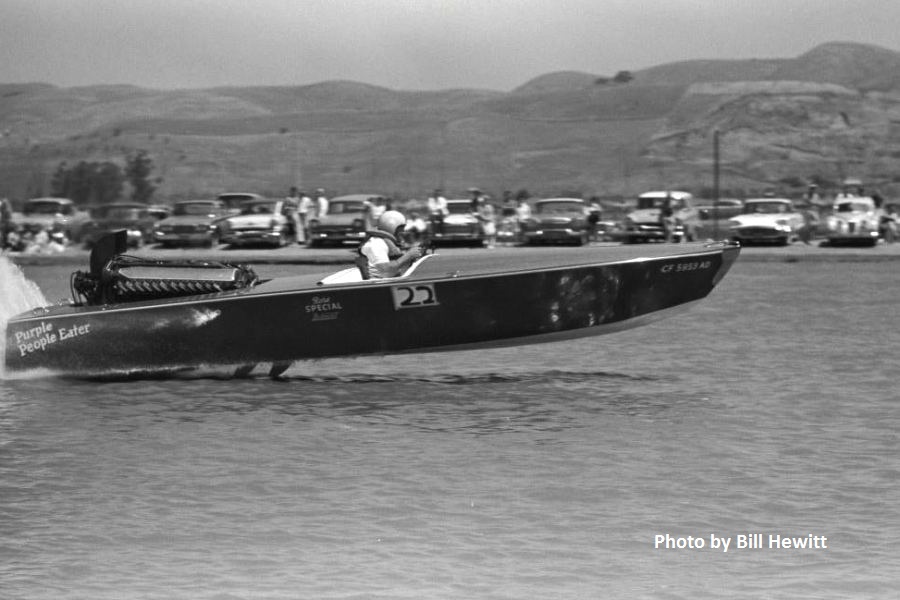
[824,196,881,247]
[221,198,298,248]
[430,199,485,247]
[728,198,804,246]
[618,191,698,243]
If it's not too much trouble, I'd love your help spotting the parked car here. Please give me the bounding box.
[221,198,298,248]
[217,192,263,214]
[306,194,378,247]
[429,199,484,247]
[520,198,590,245]
[617,191,698,243]
[152,200,230,247]
[12,197,91,242]
[697,199,744,220]
[823,196,882,247]
[147,204,173,221]
[81,203,158,248]
[727,198,804,246]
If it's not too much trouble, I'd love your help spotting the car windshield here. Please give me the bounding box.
[95,206,144,220]
[218,195,256,210]
[24,201,73,216]
[174,202,218,216]
[637,197,682,210]
[743,202,790,214]
[537,201,583,214]
[836,201,872,212]
[240,202,277,215]
[329,201,367,214]
[447,202,473,215]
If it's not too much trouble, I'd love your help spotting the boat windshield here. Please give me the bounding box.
[743,202,790,214]
[537,201,584,214]
[174,202,219,216]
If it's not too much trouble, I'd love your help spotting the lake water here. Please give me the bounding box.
[1,256,898,599]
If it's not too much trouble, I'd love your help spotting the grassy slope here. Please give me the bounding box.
[3,42,900,202]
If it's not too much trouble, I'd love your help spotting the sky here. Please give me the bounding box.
[2,0,899,91]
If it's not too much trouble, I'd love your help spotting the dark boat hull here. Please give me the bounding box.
[4,242,739,378]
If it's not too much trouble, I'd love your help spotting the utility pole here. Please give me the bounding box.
[713,129,720,241]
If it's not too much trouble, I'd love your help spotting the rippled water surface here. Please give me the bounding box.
[2,258,899,599]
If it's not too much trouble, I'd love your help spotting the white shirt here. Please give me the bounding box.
[298,196,313,215]
[427,196,448,216]
[360,237,392,278]
[316,196,329,218]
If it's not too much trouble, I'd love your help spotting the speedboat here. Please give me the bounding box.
[4,231,740,379]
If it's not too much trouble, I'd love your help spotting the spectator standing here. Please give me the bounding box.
[297,191,314,241]
[369,196,387,223]
[285,187,303,243]
[799,205,818,245]
[315,188,329,219]
[587,196,602,241]
[515,197,532,242]
[0,197,12,249]
[500,190,516,217]
[660,193,675,243]
[426,188,448,236]
[476,196,497,249]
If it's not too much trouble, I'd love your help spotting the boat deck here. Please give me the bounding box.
[253,241,733,294]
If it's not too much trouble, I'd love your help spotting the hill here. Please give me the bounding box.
[2,41,900,203]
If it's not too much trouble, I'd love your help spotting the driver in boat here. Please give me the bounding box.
[357,210,425,279]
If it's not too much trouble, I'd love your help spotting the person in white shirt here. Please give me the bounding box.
[356,211,425,279]
[315,188,329,218]
[426,188,448,236]
[297,191,314,242]
[285,187,302,243]
[515,198,532,242]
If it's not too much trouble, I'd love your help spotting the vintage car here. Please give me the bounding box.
[147,204,173,221]
[520,198,590,245]
[221,198,298,248]
[151,200,230,247]
[306,194,378,247]
[617,191,698,243]
[429,199,484,247]
[80,203,158,248]
[824,196,882,247]
[12,197,91,242]
[727,198,804,246]
[216,192,263,214]
[696,199,744,221]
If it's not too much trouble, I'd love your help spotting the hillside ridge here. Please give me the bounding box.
[2,41,900,201]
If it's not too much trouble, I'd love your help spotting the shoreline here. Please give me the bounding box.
[6,240,900,267]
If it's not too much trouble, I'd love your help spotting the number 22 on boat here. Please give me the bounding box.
[391,284,439,310]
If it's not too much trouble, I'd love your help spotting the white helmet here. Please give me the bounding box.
[377,210,407,236]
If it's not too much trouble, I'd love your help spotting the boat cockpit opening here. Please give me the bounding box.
[317,254,436,285]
